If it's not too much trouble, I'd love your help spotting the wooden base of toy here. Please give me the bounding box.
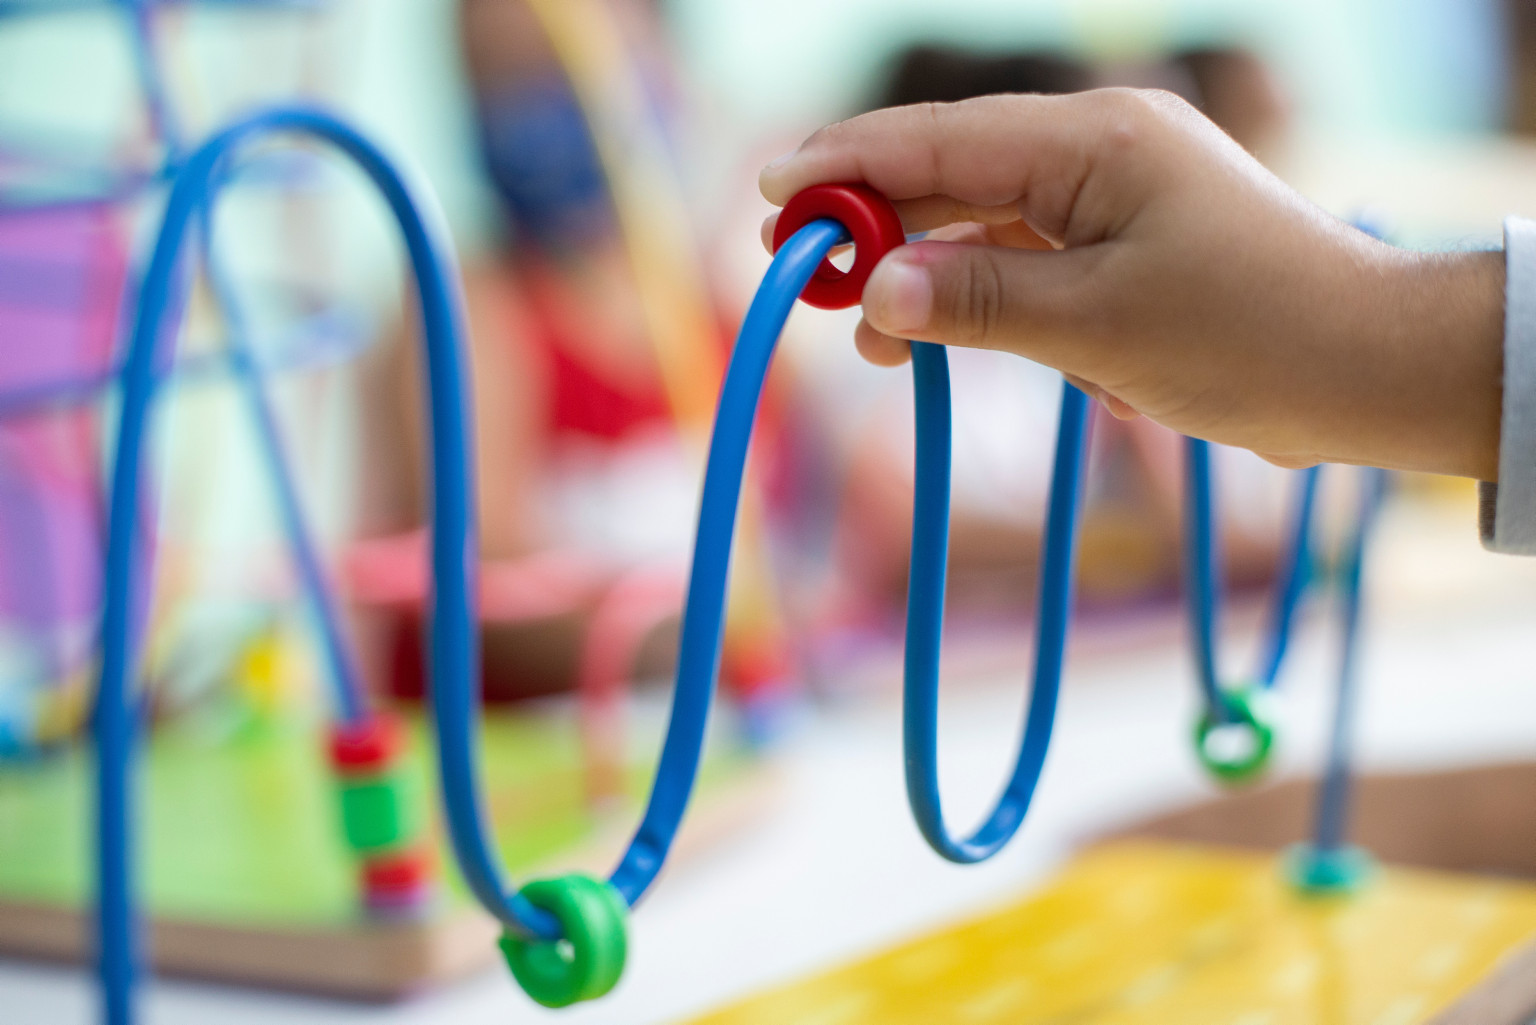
[689,762,1536,1025]
[0,759,781,999]
[0,901,499,999]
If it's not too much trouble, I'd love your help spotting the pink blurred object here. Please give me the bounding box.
[0,207,128,631]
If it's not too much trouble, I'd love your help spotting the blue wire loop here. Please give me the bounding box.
[602,217,847,910]
[1183,438,1319,720]
[100,193,853,1025]
[95,105,487,1025]
[903,349,1092,863]
[120,0,369,725]
[1301,216,1391,863]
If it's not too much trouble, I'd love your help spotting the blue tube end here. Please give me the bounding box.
[1283,843,1374,896]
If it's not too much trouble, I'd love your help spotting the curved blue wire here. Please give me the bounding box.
[1257,466,1321,685]
[193,201,368,723]
[103,171,848,1021]
[446,217,843,940]
[903,348,1091,863]
[606,217,842,904]
[121,0,368,723]
[1310,467,1389,853]
[1183,437,1320,717]
[96,106,481,1025]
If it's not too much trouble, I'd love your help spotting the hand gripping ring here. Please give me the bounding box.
[499,874,629,1008]
[1193,684,1276,784]
[771,182,905,310]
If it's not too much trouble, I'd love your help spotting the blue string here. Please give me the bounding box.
[1183,437,1320,717]
[1310,468,1389,853]
[902,347,1091,863]
[96,105,478,1025]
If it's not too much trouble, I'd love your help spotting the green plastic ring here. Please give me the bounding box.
[1193,684,1275,785]
[499,874,628,1008]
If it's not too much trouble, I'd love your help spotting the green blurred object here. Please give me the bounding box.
[1193,683,1276,786]
[498,874,629,1008]
[337,770,418,854]
[0,710,615,926]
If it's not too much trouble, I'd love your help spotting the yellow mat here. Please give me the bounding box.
[687,842,1536,1025]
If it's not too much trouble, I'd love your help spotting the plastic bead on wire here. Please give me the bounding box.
[1183,216,1392,795]
[1183,440,1319,783]
[770,182,906,309]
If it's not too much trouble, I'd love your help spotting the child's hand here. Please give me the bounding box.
[760,89,1503,480]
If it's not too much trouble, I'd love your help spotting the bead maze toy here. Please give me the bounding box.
[9,12,1530,1023]
[0,0,765,1014]
[48,111,1523,1020]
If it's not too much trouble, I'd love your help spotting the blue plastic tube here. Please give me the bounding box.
[120,0,368,723]
[1310,467,1389,853]
[1183,437,1320,717]
[902,345,1092,863]
[96,106,477,1025]
[103,147,847,1025]
[601,218,844,907]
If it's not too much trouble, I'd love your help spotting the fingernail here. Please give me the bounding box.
[764,149,797,171]
[864,253,932,335]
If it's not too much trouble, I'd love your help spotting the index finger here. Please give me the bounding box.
[759,90,1153,245]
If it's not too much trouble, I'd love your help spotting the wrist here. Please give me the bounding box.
[1364,248,1503,480]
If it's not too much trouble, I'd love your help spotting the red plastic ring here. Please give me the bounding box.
[329,713,404,774]
[771,183,904,310]
[363,846,434,896]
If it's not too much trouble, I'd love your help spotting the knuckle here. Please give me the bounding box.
[1132,87,1197,117]
[1096,87,1191,153]
[949,250,1008,347]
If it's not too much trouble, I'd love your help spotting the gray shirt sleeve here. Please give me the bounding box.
[1482,216,1536,554]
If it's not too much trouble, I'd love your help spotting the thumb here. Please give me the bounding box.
[860,241,1092,361]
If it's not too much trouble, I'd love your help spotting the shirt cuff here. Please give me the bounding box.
[1484,216,1536,554]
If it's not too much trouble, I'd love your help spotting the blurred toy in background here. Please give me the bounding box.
[0,206,125,758]
[0,0,774,1000]
[360,0,800,740]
